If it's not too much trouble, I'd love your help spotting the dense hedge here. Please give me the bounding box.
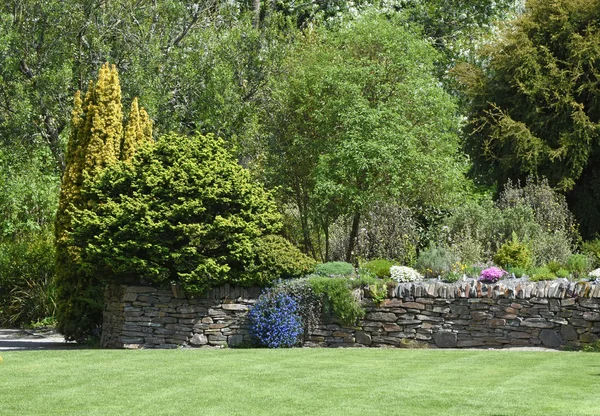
[0,231,56,327]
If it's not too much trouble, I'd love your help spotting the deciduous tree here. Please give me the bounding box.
[261,14,469,262]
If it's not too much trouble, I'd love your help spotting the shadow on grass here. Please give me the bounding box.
[0,328,99,351]
[0,339,85,351]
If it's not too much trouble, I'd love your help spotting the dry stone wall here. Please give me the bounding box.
[102,280,600,350]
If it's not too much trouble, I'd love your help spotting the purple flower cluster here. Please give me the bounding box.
[248,289,303,348]
[478,266,507,283]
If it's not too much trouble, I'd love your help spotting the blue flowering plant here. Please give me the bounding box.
[248,289,304,348]
[478,266,507,283]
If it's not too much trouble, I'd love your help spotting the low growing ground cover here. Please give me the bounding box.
[1,349,599,415]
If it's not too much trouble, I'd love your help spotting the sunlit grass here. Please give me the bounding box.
[1,348,599,416]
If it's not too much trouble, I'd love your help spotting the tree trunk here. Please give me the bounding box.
[252,0,260,29]
[345,212,360,264]
[40,114,66,172]
[294,184,315,258]
[324,222,330,262]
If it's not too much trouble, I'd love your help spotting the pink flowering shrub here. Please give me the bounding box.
[478,267,507,283]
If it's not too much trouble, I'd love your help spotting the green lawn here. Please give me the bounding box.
[1,348,599,416]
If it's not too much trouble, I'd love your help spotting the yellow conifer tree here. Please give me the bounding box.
[55,63,153,342]
[122,97,153,162]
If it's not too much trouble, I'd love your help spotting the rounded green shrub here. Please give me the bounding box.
[582,239,600,268]
[555,268,570,279]
[566,254,590,279]
[314,262,355,277]
[528,267,556,282]
[415,245,458,278]
[493,233,532,269]
[546,261,562,274]
[246,235,316,285]
[361,259,394,278]
[71,132,283,294]
[307,276,364,326]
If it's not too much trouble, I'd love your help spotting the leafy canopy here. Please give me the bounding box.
[262,13,469,260]
[455,0,600,237]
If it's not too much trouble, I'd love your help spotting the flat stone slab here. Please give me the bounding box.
[433,332,457,348]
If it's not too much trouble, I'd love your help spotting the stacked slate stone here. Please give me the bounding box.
[103,280,600,350]
[102,285,260,349]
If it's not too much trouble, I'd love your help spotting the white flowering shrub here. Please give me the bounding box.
[589,268,600,279]
[390,266,422,283]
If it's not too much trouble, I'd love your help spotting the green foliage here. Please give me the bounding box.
[493,233,532,269]
[499,179,578,241]
[498,178,578,264]
[439,179,576,265]
[247,235,316,286]
[556,268,570,279]
[0,146,59,239]
[445,272,462,283]
[438,198,500,263]
[361,259,394,279]
[0,1,281,170]
[351,204,420,266]
[0,232,56,327]
[262,12,468,261]
[456,0,600,238]
[582,340,600,353]
[415,245,459,278]
[366,280,391,306]
[528,267,557,282]
[307,276,364,326]
[532,231,574,268]
[349,269,382,290]
[315,262,355,277]
[507,266,527,279]
[566,254,590,279]
[546,261,562,274]
[71,132,282,294]
[581,239,600,268]
[55,64,151,342]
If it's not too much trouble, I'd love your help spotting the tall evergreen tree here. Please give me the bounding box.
[55,63,152,342]
[122,98,153,162]
[455,0,600,238]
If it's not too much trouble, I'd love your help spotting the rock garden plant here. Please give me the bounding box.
[478,266,507,283]
[248,289,303,348]
[389,266,422,283]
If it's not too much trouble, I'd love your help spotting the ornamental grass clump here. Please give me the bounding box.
[478,267,507,283]
[361,259,394,278]
[389,266,422,283]
[248,289,303,348]
[315,262,355,277]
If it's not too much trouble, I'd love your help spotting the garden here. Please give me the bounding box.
[1,0,600,356]
[3,2,600,414]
